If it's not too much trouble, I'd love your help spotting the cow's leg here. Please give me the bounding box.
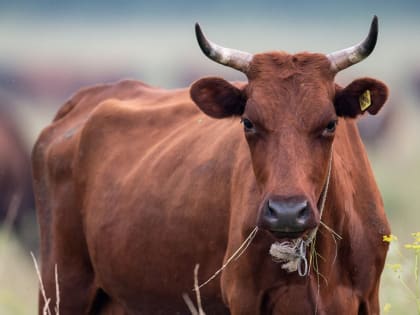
[359,288,381,315]
[222,284,258,315]
[96,301,126,315]
[35,182,97,314]
[38,240,98,314]
[220,260,261,315]
[88,289,127,315]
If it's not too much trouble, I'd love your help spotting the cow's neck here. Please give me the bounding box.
[309,146,360,284]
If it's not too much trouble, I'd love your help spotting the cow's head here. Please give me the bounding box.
[190,17,388,240]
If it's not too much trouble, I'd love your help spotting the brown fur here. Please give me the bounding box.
[33,51,390,314]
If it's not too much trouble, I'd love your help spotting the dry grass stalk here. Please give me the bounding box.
[42,299,51,315]
[55,264,60,315]
[31,252,60,315]
[183,293,198,315]
[193,264,205,315]
[196,226,258,290]
[183,264,206,315]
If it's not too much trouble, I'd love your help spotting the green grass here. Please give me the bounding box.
[380,234,420,314]
[0,230,38,315]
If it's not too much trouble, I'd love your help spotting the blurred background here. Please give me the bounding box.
[0,1,419,314]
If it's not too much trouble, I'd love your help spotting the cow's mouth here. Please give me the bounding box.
[271,230,306,240]
[268,229,314,276]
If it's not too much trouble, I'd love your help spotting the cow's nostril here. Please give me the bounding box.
[266,201,276,218]
[260,197,314,235]
[297,204,309,221]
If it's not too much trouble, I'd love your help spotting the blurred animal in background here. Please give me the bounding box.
[0,102,36,248]
[357,100,396,146]
[411,69,420,106]
[33,16,390,314]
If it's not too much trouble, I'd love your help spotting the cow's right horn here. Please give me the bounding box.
[195,23,253,74]
[327,16,378,72]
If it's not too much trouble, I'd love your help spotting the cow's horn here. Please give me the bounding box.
[327,16,378,72]
[195,23,253,73]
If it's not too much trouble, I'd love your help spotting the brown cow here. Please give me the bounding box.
[32,16,390,314]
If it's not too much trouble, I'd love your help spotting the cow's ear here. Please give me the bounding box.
[190,77,246,118]
[334,78,389,118]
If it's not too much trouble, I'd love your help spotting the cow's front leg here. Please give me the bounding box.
[38,246,98,315]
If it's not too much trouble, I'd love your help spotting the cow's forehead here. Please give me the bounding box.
[247,52,335,99]
[248,51,333,80]
[244,52,336,128]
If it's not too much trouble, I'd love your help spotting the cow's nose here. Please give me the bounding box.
[260,197,315,236]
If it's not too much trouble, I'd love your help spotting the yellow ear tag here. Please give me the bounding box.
[359,90,371,111]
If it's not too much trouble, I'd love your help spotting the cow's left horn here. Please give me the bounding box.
[195,23,253,73]
[327,16,378,72]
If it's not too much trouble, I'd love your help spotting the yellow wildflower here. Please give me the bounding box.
[411,232,420,238]
[386,263,402,273]
[383,234,398,243]
[411,231,420,243]
[404,244,420,250]
[383,303,391,313]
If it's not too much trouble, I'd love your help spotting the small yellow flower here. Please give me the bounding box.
[383,234,398,243]
[411,232,420,238]
[404,244,420,250]
[386,263,402,273]
[383,303,391,313]
[411,232,420,243]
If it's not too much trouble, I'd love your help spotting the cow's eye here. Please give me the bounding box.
[241,118,254,132]
[322,119,338,136]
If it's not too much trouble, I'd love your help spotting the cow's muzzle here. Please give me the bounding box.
[258,195,317,239]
